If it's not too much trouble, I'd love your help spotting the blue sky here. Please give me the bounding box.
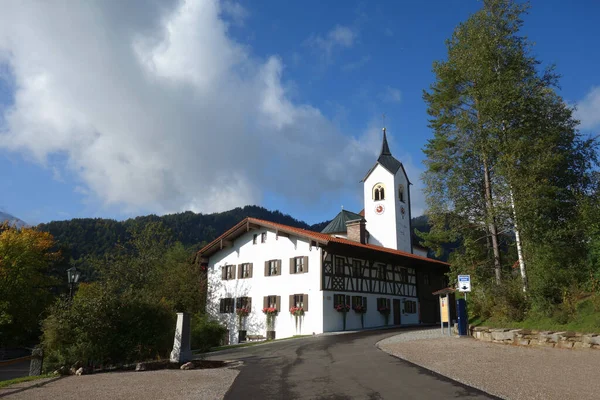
[0,0,599,226]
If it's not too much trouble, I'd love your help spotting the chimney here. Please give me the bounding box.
[346,218,367,244]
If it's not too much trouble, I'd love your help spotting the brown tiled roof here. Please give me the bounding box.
[198,217,448,266]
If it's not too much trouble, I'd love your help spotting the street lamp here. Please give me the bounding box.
[66,267,81,299]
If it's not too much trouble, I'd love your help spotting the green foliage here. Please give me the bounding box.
[0,224,60,347]
[38,206,327,260]
[41,283,175,372]
[190,314,227,353]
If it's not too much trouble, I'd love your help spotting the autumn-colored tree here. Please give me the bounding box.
[0,223,60,346]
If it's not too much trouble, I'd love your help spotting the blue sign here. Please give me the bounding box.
[458,275,471,292]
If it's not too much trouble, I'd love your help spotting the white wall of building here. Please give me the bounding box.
[207,228,323,343]
[363,164,411,253]
[322,291,419,332]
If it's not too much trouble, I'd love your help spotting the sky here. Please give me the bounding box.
[0,0,599,226]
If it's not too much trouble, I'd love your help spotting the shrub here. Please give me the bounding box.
[191,314,227,352]
[41,283,175,372]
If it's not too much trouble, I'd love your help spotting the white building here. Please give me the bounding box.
[198,129,449,344]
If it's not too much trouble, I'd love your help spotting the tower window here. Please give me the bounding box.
[398,184,405,203]
[373,184,385,201]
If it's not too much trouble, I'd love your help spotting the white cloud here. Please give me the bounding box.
[221,0,249,26]
[305,25,357,63]
[574,86,600,130]
[381,86,402,103]
[0,0,378,216]
[342,55,371,72]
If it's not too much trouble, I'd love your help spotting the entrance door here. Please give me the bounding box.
[393,299,401,325]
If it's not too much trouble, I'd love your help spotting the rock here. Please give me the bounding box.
[573,342,584,349]
[180,362,194,370]
[517,339,530,346]
[69,367,77,375]
[557,341,574,349]
[135,362,146,372]
[75,367,84,376]
[492,330,516,341]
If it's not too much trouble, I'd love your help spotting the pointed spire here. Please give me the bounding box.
[380,127,391,156]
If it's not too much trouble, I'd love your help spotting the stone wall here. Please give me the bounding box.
[468,326,600,350]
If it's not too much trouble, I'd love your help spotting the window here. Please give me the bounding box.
[400,268,408,283]
[333,293,349,310]
[219,298,235,313]
[377,297,391,311]
[222,264,235,280]
[261,232,267,243]
[236,296,252,312]
[352,259,361,277]
[265,259,280,276]
[373,183,385,201]
[378,264,387,280]
[398,184,405,203]
[423,274,430,285]
[265,295,279,310]
[404,300,417,314]
[240,263,252,279]
[290,293,309,312]
[335,257,345,275]
[352,295,367,311]
[253,234,258,245]
[290,256,308,274]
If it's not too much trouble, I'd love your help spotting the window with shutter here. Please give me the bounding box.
[220,298,234,313]
[291,256,306,274]
[335,257,345,275]
[240,263,251,279]
[253,234,258,244]
[266,260,279,276]
[261,232,267,243]
[223,265,235,280]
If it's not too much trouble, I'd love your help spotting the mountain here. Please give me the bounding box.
[0,211,28,228]
[38,206,331,260]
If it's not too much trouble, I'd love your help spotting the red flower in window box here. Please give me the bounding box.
[353,304,367,314]
[236,307,250,317]
[335,304,350,313]
[377,306,390,315]
[289,306,304,317]
[262,307,278,316]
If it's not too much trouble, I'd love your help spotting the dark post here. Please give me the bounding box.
[456,298,468,336]
[29,347,43,376]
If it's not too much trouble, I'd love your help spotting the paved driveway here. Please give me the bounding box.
[207,328,498,400]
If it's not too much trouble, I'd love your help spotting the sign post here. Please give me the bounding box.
[457,275,471,336]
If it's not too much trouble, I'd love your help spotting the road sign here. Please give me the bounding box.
[458,275,471,292]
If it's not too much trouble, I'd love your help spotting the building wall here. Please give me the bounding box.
[322,291,420,332]
[412,247,427,258]
[207,228,323,343]
[363,164,411,253]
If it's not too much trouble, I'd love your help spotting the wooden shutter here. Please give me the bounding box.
[289,258,294,274]
[219,299,224,313]
[264,261,268,276]
[249,263,253,278]
[221,266,226,280]
[248,297,252,312]
[289,294,294,310]
[304,294,309,312]
[232,265,237,280]
[237,264,242,279]
[363,297,367,311]
[277,259,282,275]
[303,256,309,273]
[263,296,268,309]
[345,295,350,306]
[276,296,281,312]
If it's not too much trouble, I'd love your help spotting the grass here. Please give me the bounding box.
[0,374,54,389]
[193,334,313,354]
[470,297,600,334]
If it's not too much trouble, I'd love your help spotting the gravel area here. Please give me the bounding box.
[2,368,239,400]
[378,328,600,400]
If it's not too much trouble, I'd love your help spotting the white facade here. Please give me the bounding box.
[207,227,323,344]
[363,163,411,253]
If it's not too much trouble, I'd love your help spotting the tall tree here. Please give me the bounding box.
[422,0,597,300]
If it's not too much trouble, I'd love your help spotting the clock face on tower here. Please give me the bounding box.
[374,204,385,215]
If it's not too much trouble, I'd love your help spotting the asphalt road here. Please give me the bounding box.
[0,360,29,381]
[207,328,499,400]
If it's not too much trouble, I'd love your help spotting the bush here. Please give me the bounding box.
[41,283,175,372]
[191,314,227,352]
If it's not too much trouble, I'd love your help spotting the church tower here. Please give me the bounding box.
[362,128,412,253]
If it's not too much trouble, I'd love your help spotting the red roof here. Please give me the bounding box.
[198,217,449,266]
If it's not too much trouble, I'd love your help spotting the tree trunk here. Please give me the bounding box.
[510,188,528,292]
[482,155,502,284]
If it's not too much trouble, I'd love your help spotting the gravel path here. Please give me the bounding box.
[378,328,600,400]
[2,368,239,400]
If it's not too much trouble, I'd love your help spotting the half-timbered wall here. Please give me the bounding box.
[322,252,417,297]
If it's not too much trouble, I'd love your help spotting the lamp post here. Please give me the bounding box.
[66,266,81,299]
